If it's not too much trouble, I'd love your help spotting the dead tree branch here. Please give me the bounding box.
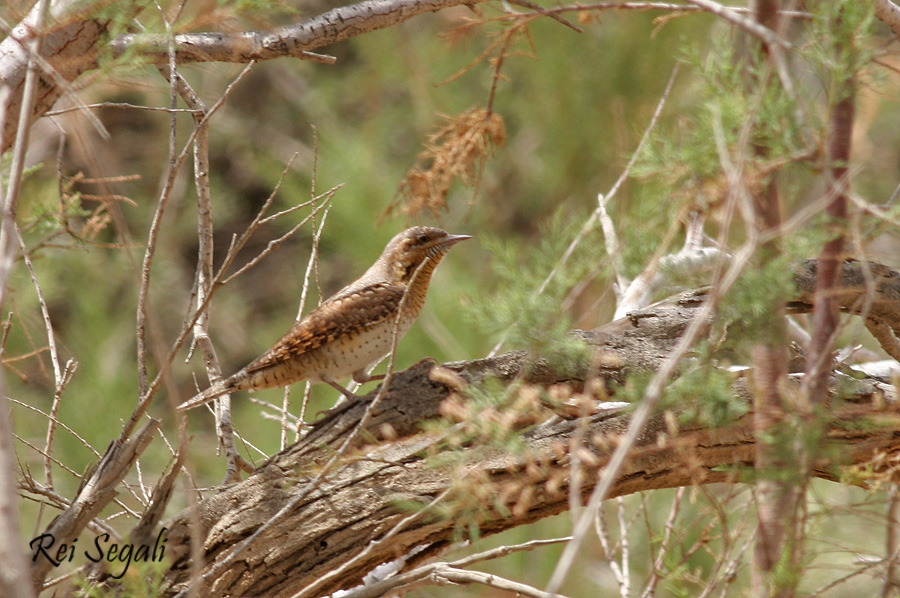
[155,260,900,598]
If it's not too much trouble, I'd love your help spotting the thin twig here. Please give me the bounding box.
[0,312,13,362]
[489,63,678,356]
[641,487,684,598]
[435,566,571,598]
[290,488,453,598]
[504,0,583,32]
[286,193,331,449]
[135,20,181,399]
[0,7,47,593]
[220,190,337,285]
[17,478,119,537]
[15,228,61,386]
[44,102,203,116]
[15,225,70,490]
[450,536,572,568]
[595,503,627,591]
[158,62,254,482]
[617,497,631,598]
[883,485,899,598]
[7,399,99,457]
[339,537,572,598]
[505,1,811,21]
[545,219,760,595]
[121,62,255,441]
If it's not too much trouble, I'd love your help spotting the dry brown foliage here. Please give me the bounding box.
[386,107,506,219]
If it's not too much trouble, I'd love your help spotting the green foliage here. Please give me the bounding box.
[749,406,844,487]
[666,350,749,428]
[807,0,876,102]
[92,0,155,72]
[634,33,807,220]
[614,347,747,429]
[6,2,897,595]
[23,190,92,240]
[617,191,681,281]
[466,211,595,373]
[73,558,168,598]
[720,253,795,343]
[0,157,43,191]
[419,378,564,543]
[612,370,652,407]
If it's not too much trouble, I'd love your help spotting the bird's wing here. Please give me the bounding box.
[244,281,405,373]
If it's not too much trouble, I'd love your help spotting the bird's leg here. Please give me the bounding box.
[323,376,359,401]
[352,369,385,384]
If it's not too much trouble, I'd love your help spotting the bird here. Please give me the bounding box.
[177,226,470,412]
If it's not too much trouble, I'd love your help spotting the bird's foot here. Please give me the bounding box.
[324,377,361,401]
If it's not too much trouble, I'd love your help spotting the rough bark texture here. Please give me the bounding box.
[110,0,479,65]
[0,0,109,152]
[152,261,900,598]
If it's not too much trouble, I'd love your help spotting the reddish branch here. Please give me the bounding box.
[804,71,856,407]
[746,1,800,596]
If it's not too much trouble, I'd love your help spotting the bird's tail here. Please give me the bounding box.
[177,373,245,412]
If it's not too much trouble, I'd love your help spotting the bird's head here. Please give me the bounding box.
[381,226,471,284]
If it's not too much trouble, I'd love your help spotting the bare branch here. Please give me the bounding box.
[123,62,254,440]
[885,485,900,598]
[506,1,811,21]
[0,0,112,152]
[684,0,790,48]
[876,0,900,37]
[291,489,453,598]
[433,566,571,598]
[154,258,900,596]
[0,398,37,598]
[160,331,899,596]
[545,237,759,594]
[158,58,254,483]
[0,2,50,592]
[803,50,856,408]
[44,102,202,116]
[32,419,160,591]
[286,181,331,448]
[111,0,480,64]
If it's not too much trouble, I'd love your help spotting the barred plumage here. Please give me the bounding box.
[177,227,469,411]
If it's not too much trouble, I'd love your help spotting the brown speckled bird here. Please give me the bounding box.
[177,227,470,411]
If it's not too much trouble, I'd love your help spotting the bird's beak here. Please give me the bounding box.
[423,233,470,258]
[437,234,472,249]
